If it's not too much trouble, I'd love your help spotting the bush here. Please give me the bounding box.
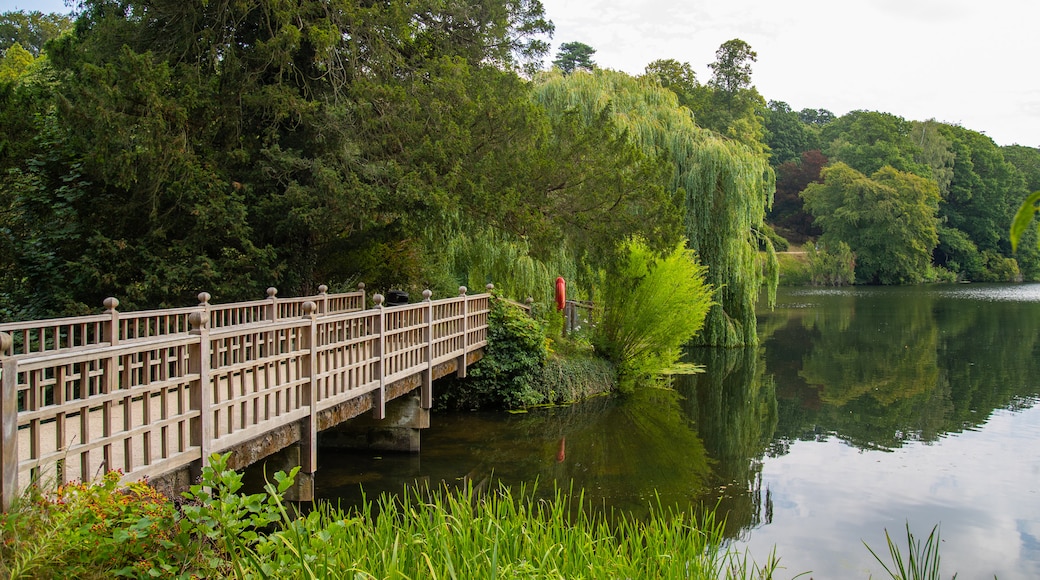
[0,471,189,579]
[438,295,549,410]
[807,241,855,286]
[777,251,811,285]
[533,353,617,403]
[593,237,714,392]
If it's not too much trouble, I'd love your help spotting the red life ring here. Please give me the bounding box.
[555,277,566,311]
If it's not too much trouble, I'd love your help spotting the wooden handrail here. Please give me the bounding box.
[0,285,490,510]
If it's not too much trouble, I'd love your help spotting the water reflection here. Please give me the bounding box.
[318,388,714,519]
[763,284,1040,452]
[673,346,777,538]
[303,284,1040,577]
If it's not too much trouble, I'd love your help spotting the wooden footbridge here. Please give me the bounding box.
[0,285,491,509]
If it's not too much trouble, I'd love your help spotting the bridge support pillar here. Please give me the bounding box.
[260,442,316,502]
[320,391,429,453]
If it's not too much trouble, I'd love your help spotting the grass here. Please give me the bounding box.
[864,523,955,580]
[1,453,974,579]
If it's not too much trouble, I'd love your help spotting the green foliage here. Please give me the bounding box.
[776,251,811,285]
[807,241,855,286]
[821,110,930,178]
[938,123,1019,255]
[552,41,596,74]
[593,237,714,392]
[643,58,698,95]
[0,471,189,579]
[440,296,549,410]
[1010,190,1040,253]
[0,10,72,57]
[802,162,940,284]
[239,477,776,579]
[759,222,789,251]
[707,38,757,94]
[764,100,820,166]
[533,352,617,403]
[533,68,775,346]
[864,523,946,580]
[0,41,33,82]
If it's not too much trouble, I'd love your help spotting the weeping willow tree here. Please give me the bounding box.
[424,226,580,306]
[532,70,776,346]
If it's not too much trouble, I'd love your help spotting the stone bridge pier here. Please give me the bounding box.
[248,391,431,501]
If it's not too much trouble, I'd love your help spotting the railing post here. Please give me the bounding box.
[198,292,211,331]
[300,302,318,474]
[457,286,468,379]
[188,311,211,477]
[1,332,16,511]
[421,289,434,409]
[101,298,120,472]
[266,287,278,321]
[357,282,366,310]
[372,294,385,419]
[317,285,329,315]
[525,297,535,318]
[102,297,120,344]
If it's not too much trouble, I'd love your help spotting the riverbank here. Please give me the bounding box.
[0,450,963,579]
[0,453,779,579]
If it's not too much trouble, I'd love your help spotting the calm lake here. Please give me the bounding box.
[314,284,1040,578]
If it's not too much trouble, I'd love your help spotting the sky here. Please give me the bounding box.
[539,0,1040,147]
[7,0,1039,147]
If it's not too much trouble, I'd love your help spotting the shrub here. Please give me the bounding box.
[807,241,855,286]
[777,251,811,285]
[593,237,714,392]
[0,471,187,579]
[438,295,549,410]
[533,353,617,403]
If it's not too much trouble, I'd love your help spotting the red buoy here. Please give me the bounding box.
[555,277,566,311]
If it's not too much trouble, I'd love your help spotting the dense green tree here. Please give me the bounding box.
[683,39,768,155]
[911,119,955,196]
[0,0,556,316]
[798,108,835,126]
[1003,145,1040,192]
[533,69,776,346]
[642,58,697,96]
[707,38,756,94]
[938,124,1019,257]
[802,162,940,284]
[0,41,32,81]
[552,41,595,74]
[0,10,72,56]
[764,100,819,166]
[821,110,929,177]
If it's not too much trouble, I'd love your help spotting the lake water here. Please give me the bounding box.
[314,284,1040,579]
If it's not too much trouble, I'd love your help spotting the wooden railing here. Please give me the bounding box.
[0,285,491,509]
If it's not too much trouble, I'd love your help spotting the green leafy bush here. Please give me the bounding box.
[438,295,549,410]
[807,241,855,286]
[777,251,811,285]
[593,237,714,392]
[0,471,187,579]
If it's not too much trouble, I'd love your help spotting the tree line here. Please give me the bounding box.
[1,3,1038,344]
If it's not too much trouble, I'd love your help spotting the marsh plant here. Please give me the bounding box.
[864,523,954,580]
[593,237,715,391]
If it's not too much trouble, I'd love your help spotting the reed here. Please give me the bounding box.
[864,523,951,580]
[231,474,780,579]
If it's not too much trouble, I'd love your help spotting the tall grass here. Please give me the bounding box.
[864,523,952,580]
[242,481,780,579]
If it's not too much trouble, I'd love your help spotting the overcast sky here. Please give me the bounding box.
[540,0,1040,147]
[7,0,1039,147]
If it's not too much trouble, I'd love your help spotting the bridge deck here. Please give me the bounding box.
[0,288,490,508]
